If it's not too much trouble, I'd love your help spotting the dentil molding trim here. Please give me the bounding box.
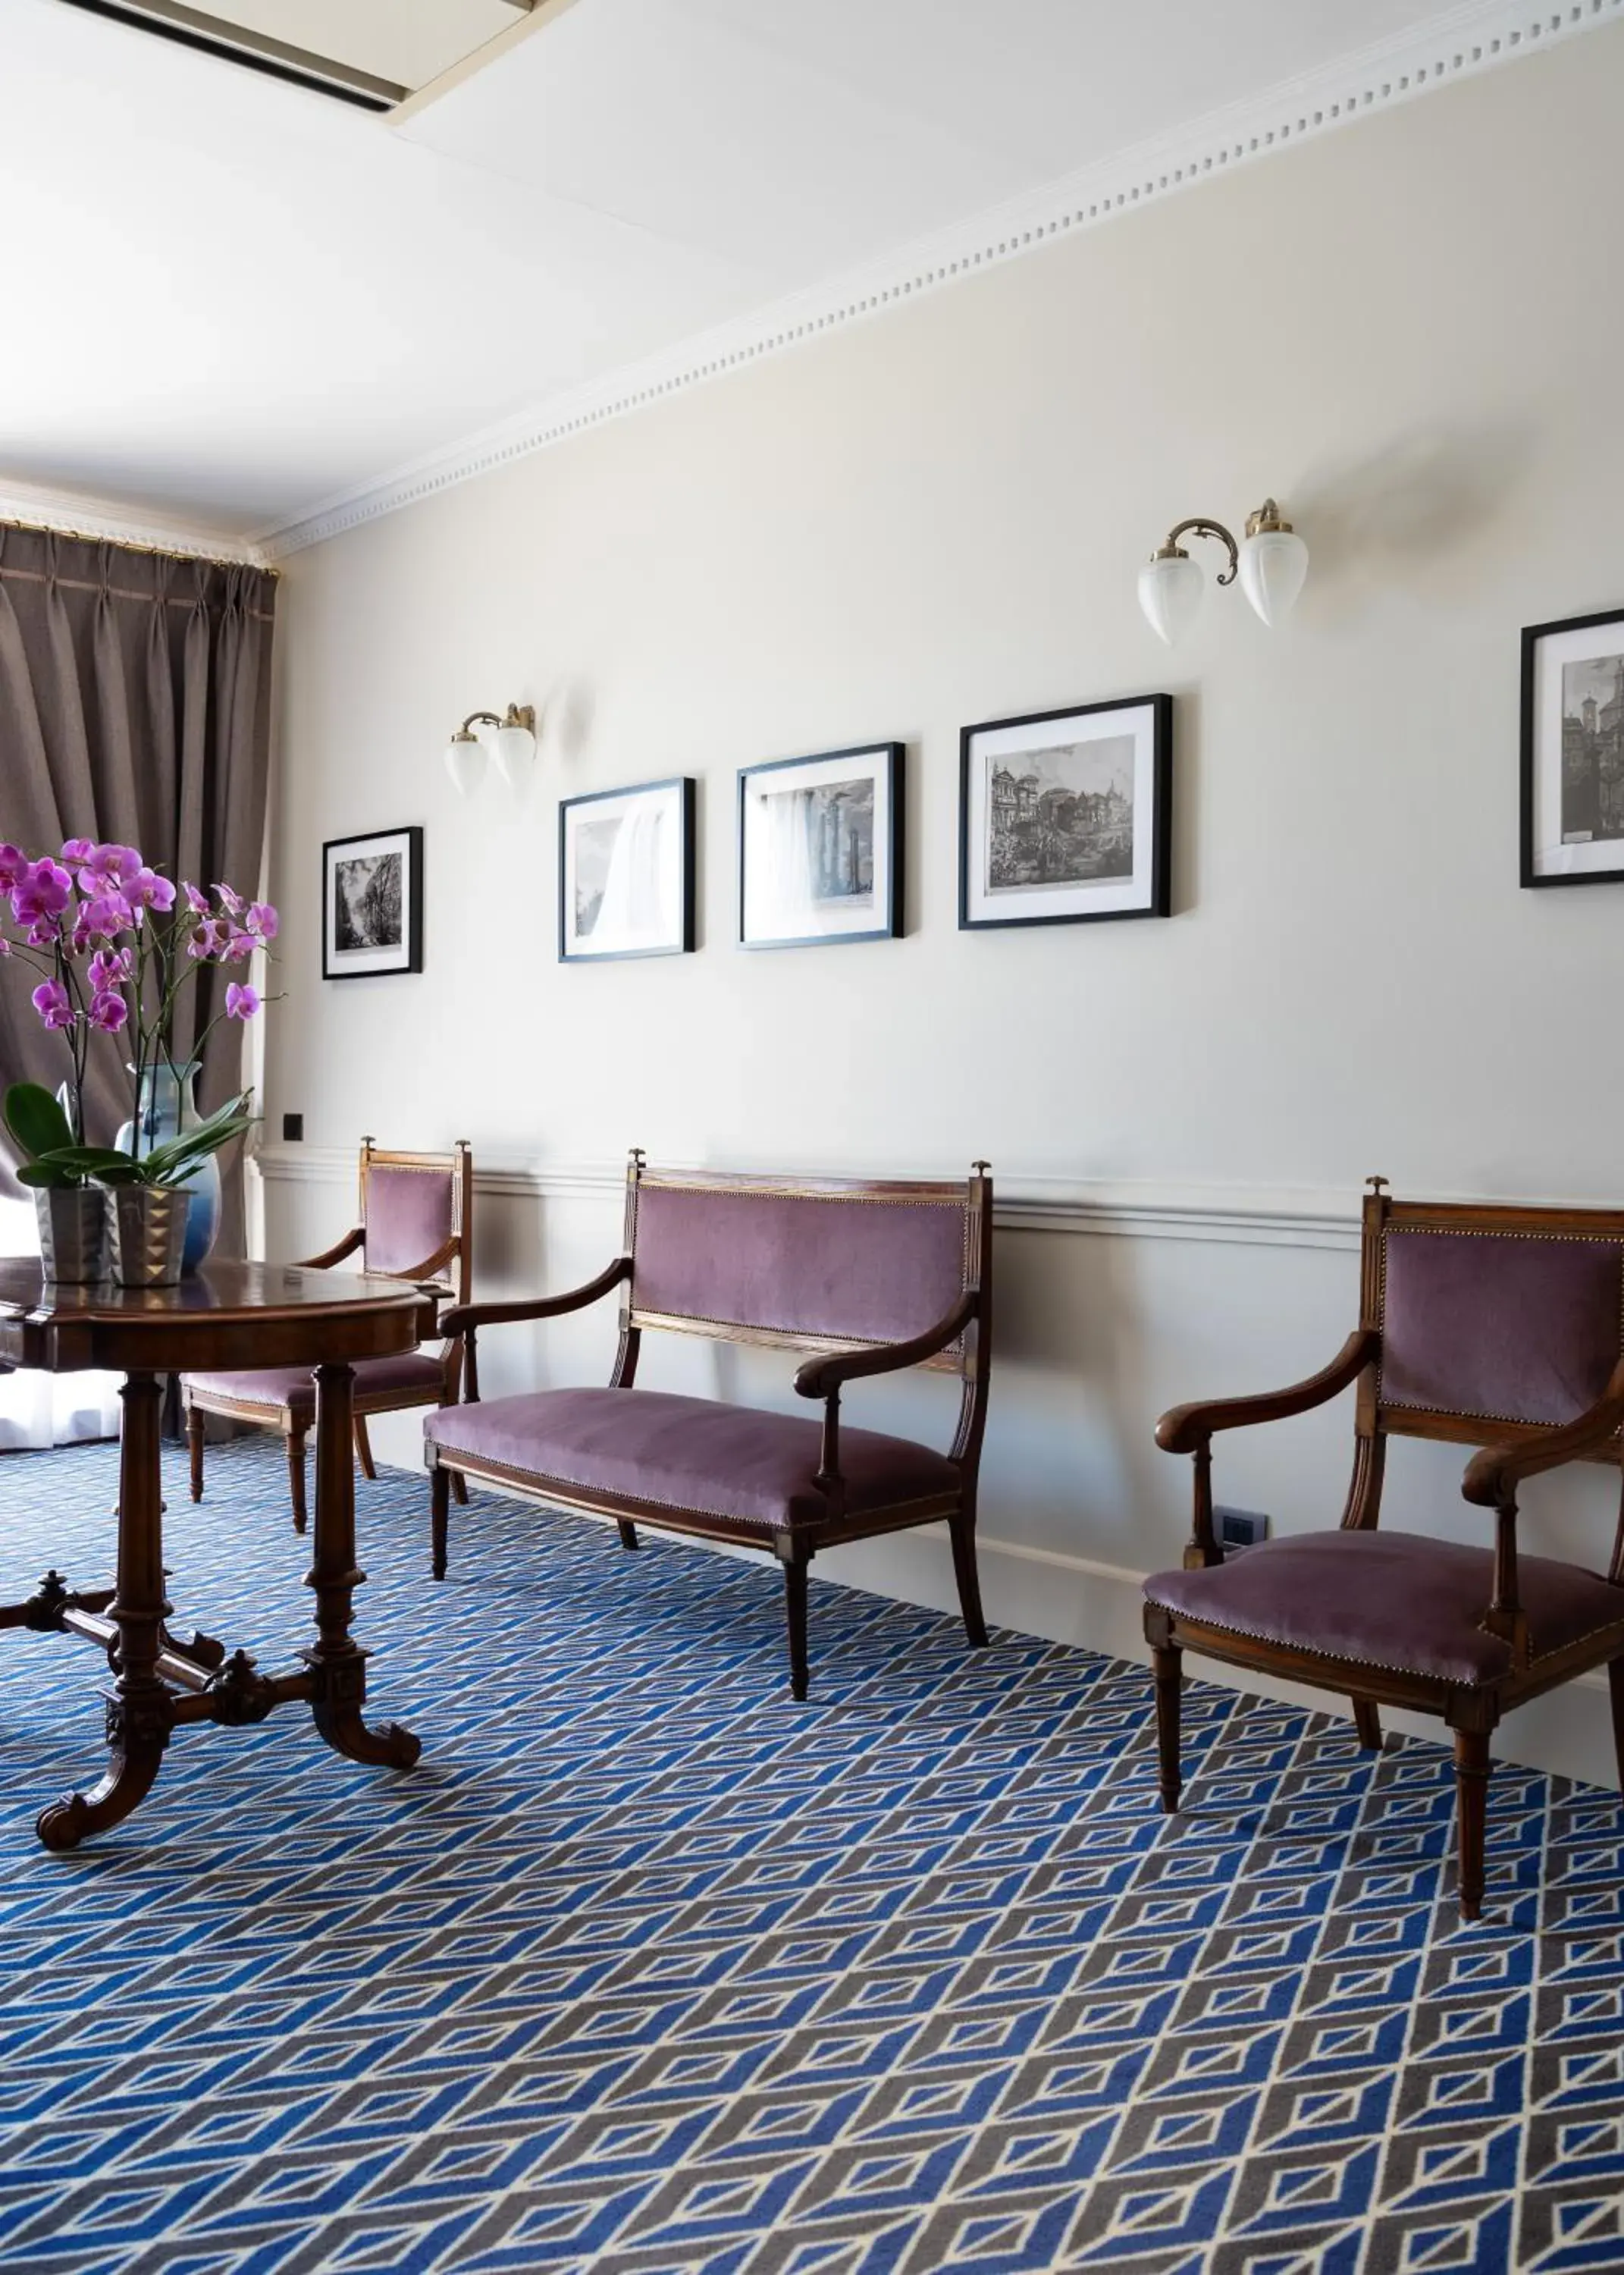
[0,480,271,569]
[255,0,1622,560]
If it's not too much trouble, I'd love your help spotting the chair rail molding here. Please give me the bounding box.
[257,1143,1613,1254]
[254,0,1621,559]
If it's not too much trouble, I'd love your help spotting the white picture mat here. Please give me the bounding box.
[563,781,686,956]
[964,704,1158,922]
[1531,622,1624,877]
[325,830,415,973]
[742,748,892,941]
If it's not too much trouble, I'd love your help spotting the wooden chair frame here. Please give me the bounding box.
[427,1152,995,1697]
[1147,1178,1624,1918]
[183,1138,474,1530]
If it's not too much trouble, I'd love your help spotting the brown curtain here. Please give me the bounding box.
[0,521,277,1255]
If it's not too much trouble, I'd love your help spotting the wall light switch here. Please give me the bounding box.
[1216,1505,1270,1554]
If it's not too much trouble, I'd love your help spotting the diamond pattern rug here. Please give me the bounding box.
[0,1438,1621,2273]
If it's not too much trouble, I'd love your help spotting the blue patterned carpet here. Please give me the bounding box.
[1,1439,1622,2274]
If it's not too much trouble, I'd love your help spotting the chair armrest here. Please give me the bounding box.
[439,1256,631,1341]
[1462,1357,1624,1507]
[297,1226,365,1271]
[793,1293,978,1400]
[1155,1328,1378,1453]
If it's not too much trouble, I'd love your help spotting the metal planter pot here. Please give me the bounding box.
[34,1187,111,1285]
[108,1186,192,1288]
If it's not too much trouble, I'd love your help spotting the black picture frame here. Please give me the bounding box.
[321,825,423,981]
[737,742,904,951]
[558,776,697,962]
[958,694,1172,930]
[1520,607,1624,890]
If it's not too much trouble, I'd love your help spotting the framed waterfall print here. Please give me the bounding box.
[322,826,423,979]
[1522,607,1624,887]
[560,777,696,961]
[958,694,1171,929]
[738,742,904,950]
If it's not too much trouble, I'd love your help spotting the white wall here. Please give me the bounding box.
[263,26,1624,1786]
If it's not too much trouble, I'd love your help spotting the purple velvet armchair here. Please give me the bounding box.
[425,1153,994,1698]
[183,1138,473,1528]
[1146,1180,1624,1919]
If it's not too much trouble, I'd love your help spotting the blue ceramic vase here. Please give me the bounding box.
[114,1059,221,1276]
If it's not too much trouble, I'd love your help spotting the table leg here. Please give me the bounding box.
[304,1360,420,1771]
[37,1373,171,1851]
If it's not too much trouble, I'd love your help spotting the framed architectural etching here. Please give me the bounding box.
[322,826,423,979]
[559,777,696,962]
[959,695,1171,930]
[738,742,904,949]
[1522,607,1624,887]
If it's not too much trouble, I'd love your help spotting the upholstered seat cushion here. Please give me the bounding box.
[1145,1530,1624,1686]
[425,1387,958,1531]
[185,1350,446,1416]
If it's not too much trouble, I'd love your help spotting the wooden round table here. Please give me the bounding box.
[0,1258,436,1850]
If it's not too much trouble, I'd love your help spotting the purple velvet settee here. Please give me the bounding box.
[425,1154,993,1696]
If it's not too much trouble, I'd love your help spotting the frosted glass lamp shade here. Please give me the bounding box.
[1238,526,1309,626]
[444,730,487,796]
[492,718,537,786]
[1138,551,1204,646]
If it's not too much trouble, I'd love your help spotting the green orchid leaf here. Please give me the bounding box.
[4,1081,75,1162]
[16,1160,84,1191]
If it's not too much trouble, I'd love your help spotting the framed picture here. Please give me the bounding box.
[738,742,904,950]
[322,826,422,980]
[1522,608,1624,888]
[959,694,1171,930]
[559,777,696,962]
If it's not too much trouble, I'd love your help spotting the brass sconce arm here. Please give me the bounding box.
[457,704,535,736]
[1155,518,1240,585]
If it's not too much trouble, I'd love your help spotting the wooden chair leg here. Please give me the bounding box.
[353,1414,376,1481]
[1610,1660,1624,1794]
[778,1541,810,1702]
[1453,1727,1491,1922]
[1352,1698,1383,1751]
[616,1520,639,1552]
[187,1403,205,1504]
[450,1470,469,1507]
[287,1423,309,1535]
[948,1505,989,1648]
[1153,1643,1184,1813]
[431,1465,450,1580]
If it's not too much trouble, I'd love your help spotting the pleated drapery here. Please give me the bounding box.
[0,521,277,1257]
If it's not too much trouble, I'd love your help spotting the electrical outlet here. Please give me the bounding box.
[281,1112,304,1142]
[1216,1505,1270,1554]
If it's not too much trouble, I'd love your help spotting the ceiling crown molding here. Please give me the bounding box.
[256,0,1619,560]
[0,477,270,567]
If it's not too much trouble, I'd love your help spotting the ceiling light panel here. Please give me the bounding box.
[57,0,531,105]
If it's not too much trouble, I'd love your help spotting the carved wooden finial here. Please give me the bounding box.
[972,1159,991,1175]
[1366,1175,1389,1194]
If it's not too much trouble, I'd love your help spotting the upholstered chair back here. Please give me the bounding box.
[628,1167,984,1369]
[359,1141,472,1302]
[1375,1209,1624,1439]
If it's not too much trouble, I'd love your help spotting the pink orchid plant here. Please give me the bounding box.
[0,838,274,1189]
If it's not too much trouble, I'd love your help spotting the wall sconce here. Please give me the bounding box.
[1137,500,1308,645]
[443,703,537,795]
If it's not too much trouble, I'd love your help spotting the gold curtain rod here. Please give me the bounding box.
[0,511,277,579]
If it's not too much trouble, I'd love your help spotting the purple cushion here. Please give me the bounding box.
[1381,1228,1623,1428]
[1145,1530,1624,1686]
[425,1386,958,1530]
[632,1181,969,1351]
[185,1351,447,1415]
[365,1163,456,1279]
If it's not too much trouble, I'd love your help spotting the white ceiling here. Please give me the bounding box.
[0,0,1590,548]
